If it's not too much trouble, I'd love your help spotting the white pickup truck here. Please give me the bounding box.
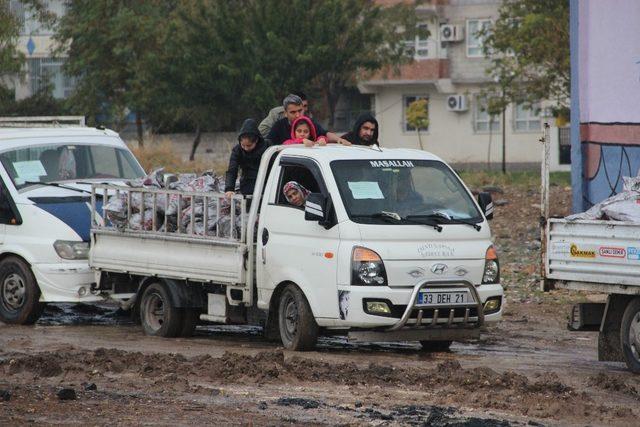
[545,219,640,372]
[90,145,503,350]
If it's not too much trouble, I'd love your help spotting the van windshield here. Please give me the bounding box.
[330,159,482,225]
[0,144,145,190]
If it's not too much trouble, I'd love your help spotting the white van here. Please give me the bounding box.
[89,145,503,350]
[0,122,144,324]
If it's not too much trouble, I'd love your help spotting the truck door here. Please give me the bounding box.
[257,157,340,319]
[0,177,21,244]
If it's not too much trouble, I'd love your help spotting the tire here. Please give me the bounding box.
[0,256,45,325]
[139,282,183,337]
[620,298,640,374]
[419,340,452,352]
[178,308,199,337]
[278,284,318,351]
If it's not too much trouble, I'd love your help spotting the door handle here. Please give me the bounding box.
[261,228,269,245]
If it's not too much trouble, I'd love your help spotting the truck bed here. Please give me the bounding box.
[546,218,640,292]
[90,184,248,286]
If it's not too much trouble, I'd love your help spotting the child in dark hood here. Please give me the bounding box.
[283,116,328,147]
[283,181,310,207]
[341,112,379,146]
[225,118,268,199]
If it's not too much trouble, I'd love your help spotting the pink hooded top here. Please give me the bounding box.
[283,116,328,145]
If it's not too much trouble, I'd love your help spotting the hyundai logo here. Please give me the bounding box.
[430,263,448,275]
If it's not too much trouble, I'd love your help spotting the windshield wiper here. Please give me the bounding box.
[22,181,92,195]
[405,212,481,231]
[352,211,443,232]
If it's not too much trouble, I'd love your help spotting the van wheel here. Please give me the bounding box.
[278,284,318,351]
[140,282,183,337]
[0,257,45,325]
[419,340,452,352]
[621,298,640,374]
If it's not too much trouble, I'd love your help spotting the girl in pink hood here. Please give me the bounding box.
[283,116,328,147]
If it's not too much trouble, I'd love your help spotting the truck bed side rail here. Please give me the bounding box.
[90,184,247,244]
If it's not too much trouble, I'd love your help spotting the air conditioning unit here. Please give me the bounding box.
[440,24,464,42]
[446,95,468,112]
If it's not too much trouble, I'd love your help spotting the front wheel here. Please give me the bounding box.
[419,340,452,352]
[278,284,318,351]
[139,282,183,337]
[621,298,640,374]
[0,256,44,324]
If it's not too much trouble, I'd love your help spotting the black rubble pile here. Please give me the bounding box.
[102,168,243,238]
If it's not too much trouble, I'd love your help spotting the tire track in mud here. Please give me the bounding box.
[0,347,637,425]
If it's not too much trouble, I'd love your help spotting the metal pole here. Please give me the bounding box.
[501,107,506,174]
[540,122,551,291]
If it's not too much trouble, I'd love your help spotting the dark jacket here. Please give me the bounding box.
[266,115,327,146]
[225,119,268,195]
[342,113,379,146]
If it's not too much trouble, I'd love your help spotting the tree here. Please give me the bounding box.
[54,1,174,145]
[480,0,570,113]
[302,0,423,127]
[406,98,429,150]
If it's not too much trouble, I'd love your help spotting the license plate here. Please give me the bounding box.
[417,291,473,306]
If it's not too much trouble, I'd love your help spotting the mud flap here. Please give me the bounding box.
[598,294,631,362]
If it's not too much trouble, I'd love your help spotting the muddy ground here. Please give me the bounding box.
[2,184,640,426]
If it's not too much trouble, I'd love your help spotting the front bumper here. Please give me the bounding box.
[32,262,102,302]
[331,280,503,330]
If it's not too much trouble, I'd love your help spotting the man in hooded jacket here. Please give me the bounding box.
[341,113,380,146]
[225,118,268,199]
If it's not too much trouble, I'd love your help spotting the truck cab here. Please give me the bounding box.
[254,145,503,348]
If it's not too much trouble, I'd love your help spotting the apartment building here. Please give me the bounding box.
[9,0,74,100]
[358,0,568,168]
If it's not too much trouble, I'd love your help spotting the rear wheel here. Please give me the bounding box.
[0,257,44,324]
[419,340,452,352]
[621,298,640,374]
[278,284,318,351]
[139,282,183,337]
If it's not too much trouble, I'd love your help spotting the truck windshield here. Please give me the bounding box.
[0,143,145,190]
[330,159,482,225]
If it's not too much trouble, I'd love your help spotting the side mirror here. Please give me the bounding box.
[477,192,494,220]
[305,193,327,222]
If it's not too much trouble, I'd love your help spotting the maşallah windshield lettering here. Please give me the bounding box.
[331,159,481,224]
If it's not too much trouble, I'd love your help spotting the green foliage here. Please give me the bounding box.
[406,98,429,130]
[54,0,174,129]
[480,0,569,112]
[0,1,25,85]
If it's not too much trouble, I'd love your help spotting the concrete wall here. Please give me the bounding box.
[373,85,545,165]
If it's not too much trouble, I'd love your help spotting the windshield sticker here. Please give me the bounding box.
[370,160,414,168]
[13,160,47,181]
[417,243,455,258]
[347,181,384,199]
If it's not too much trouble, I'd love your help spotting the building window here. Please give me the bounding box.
[404,95,429,132]
[514,103,541,132]
[27,58,76,99]
[474,97,500,133]
[404,22,431,60]
[466,19,491,57]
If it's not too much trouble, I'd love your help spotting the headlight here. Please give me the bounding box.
[54,240,89,260]
[351,246,387,286]
[482,246,500,284]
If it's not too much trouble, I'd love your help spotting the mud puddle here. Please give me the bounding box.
[38,302,132,326]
